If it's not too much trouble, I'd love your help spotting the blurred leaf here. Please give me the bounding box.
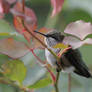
[29,77,52,89]
[0,19,15,33]
[53,43,68,49]
[34,86,53,92]
[12,2,37,42]
[51,0,64,17]
[21,48,45,65]
[0,38,30,59]
[2,60,27,84]
[0,33,10,36]
[0,0,11,18]
[13,16,31,42]
[0,84,17,92]
[64,20,92,40]
[63,36,92,49]
[0,54,9,67]
[23,65,46,86]
[0,0,4,19]
[0,19,27,41]
[6,0,16,4]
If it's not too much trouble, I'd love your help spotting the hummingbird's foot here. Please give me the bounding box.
[56,68,61,72]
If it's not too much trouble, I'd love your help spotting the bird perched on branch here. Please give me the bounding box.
[34,30,92,78]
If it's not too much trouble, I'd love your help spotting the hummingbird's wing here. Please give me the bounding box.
[61,48,92,78]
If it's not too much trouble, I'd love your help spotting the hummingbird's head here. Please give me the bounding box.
[34,30,65,47]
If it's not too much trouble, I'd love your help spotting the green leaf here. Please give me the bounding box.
[29,77,52,89]
[0,19,18,39]
[53,43,68,49]
[0,33,10,36]
[0,54,9,67]
[0,20,15,33]
[0,20,29,44]
[2,60,27,85]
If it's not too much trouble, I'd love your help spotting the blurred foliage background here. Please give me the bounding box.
[0,0,92,92]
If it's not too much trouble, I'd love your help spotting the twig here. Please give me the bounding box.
[68,73,71,92]
[30,49,56,82]
[22,0,25,12]
[54,72,60,92]
[21,0,60,92]
[30,49,45,64]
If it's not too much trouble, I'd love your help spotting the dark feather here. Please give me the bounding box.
[61,48,92,78]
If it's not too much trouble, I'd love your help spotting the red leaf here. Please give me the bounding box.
[2,0,10,13]
[0,38,30,59]
[0,0,16,19]
[0,0,4,18]
[0,0,12,15]
[13,2,37,42]
[6,0,16,4]
[12,2,37,30]
[64,20,92,40]
[0,0,3,13]
[13,16,31,42]
[51,0,64,17]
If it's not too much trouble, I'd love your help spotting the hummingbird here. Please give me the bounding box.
[34,30,92,78]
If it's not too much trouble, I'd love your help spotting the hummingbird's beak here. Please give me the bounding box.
[34,30,48,37]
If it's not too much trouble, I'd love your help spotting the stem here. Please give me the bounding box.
[21,0,60,92]
[31,49,56,83]
[31,49,45,65]
[68,73,71,92]
[54,72,60,92]
[22,0,25,13]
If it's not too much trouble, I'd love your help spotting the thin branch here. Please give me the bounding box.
[30,49,56,83]
[68,73,71,92]
[22,0,25,13]
[54,72,60,92]
[30,49,45,65]
[46,66,56,83]
[21,0,60,92]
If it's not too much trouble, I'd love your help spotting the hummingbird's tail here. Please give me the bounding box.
[74,69,92,78]
[62,48,92,79]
